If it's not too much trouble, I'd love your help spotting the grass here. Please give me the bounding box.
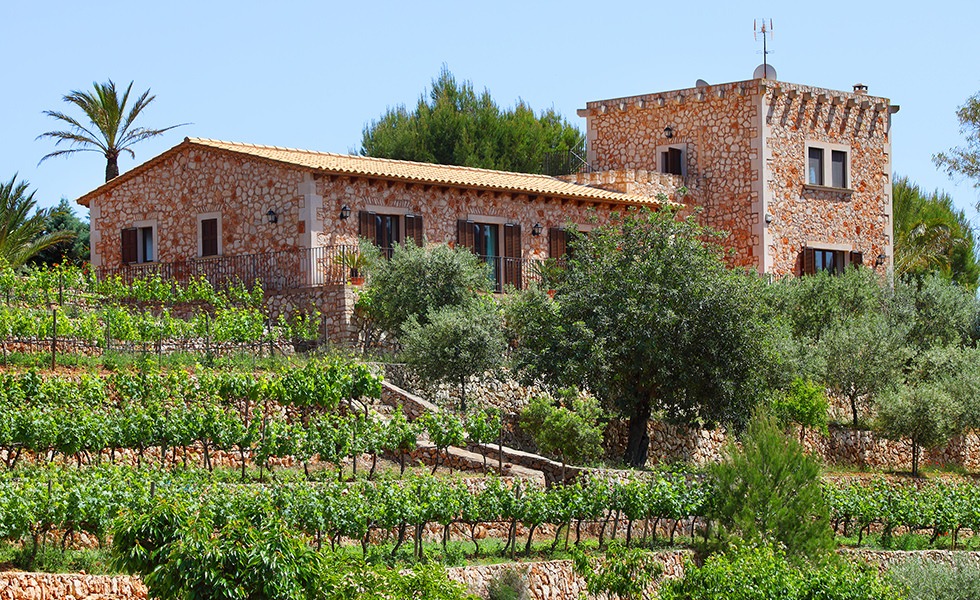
[0,544,118,575]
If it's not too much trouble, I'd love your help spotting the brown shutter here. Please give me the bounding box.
[358,211,376,245]
[849,251,863,268]
[457,219,475,252]
[121,228,137,264]
[667,148,683,175]
[503,223,522,289]
[201,218,218,256]
[549,227,567,258]
[405,214,424,247]
[803,247,816,275]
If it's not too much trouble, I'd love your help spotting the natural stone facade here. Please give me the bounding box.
[580,78,895,275]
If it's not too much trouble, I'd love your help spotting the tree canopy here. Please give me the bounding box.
[505,208,780,467]
[0,175,75,269]
[360,68,585,174]
[893,175,978,291]
[39,79,186,182]
[30,198,90,267]
[934,91,980,192]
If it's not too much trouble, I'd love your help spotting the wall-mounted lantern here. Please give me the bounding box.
[339,204,351,220]
[531,222,543,237]
[663,126,675,139]
[876,253,888,267]
[266,209,278,224]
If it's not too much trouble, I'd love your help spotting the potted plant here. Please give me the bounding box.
[335,250,369,285]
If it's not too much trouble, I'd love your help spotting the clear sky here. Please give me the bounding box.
[4,0,980,226]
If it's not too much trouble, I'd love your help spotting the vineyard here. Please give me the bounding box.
[0,265,322,361]
[1,267,979,600]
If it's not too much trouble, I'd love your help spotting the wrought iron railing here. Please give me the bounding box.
[542,149,592,176]
[96,246,360,292]
[96,246,558,294]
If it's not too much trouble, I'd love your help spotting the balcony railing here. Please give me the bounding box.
[96,246,360,292]
[96,246,556,294]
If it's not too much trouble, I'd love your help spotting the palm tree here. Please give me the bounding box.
[0,175,75,268]
[38,80,186,182]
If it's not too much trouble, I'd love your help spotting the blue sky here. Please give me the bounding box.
[4,0,980,226]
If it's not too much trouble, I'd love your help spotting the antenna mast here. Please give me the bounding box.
[754,19,774,77]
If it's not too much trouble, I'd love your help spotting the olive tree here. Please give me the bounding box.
[506,208,779,467]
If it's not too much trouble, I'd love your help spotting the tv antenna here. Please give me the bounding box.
[754,19,774,78]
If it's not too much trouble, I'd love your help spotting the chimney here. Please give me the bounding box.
[853,83,868,95]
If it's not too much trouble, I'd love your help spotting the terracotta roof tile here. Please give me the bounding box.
[78,137,669,207]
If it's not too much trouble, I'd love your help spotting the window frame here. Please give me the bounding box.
[131,219,157,264]
[197,212,222,258]
[656,143,687,177]
[804,141,852,191]
[802,245,863,276]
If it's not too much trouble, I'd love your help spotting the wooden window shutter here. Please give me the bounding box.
[121,228,137,264]
[201,218,218,257]
[667,148,683,175]
[503,223,522,288]
[457,219,475,252]
[849,251,863,268]
[358,211,376,245]
[802,247,816,276]
[405,214,424,247]
[548,227,567,258]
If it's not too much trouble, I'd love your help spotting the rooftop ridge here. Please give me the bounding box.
[187,137,565,182]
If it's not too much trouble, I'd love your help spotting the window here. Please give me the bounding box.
[358,211,423,257]
[806,142,850,189]
[198,214,221,257]
[140,227,154,262]
[802,247,863,275]
[661,147,683,175]
[457,219,522,291]
[121,225,155,264]
[808,148,824,185]
[831,150,847,188]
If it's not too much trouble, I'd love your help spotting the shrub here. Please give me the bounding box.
[400,301,505,412]
[772,377,828,442]
[660,544,902,600]
[571,542,663,600]
[519,394,603,479]
[706,410,834,559]
[487,567,530,600]
[888,555,980,600]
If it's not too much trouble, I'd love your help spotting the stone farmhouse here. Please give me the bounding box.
[77,74,898,341]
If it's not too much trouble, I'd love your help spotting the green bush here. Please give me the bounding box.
[519,394,603,478]
[888,555,980,600]
[487,567,530,600]
[661,545,902,600]
[570,542,662,600]
[706,410,834,559]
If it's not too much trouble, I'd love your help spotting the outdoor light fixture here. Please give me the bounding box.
[664,126,674,139]
[764,213,774,224]
[266,209,278,224]
[339,204,351,220]
[532,222,543,237]
[876,253,888,267]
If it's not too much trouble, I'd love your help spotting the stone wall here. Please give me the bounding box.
[0,573,147,600]
[581,78,894,276]
[314,173,626,263]
[583,81,761,270]
[0,553,689,600]
[843,549,980,573]
[86,144,307,269]
[445,552,689,599]
[264,284,355,344]
[761,81,893,276]
[605,418,980,472]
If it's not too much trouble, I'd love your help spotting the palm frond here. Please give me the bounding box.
[39,79,186,181]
